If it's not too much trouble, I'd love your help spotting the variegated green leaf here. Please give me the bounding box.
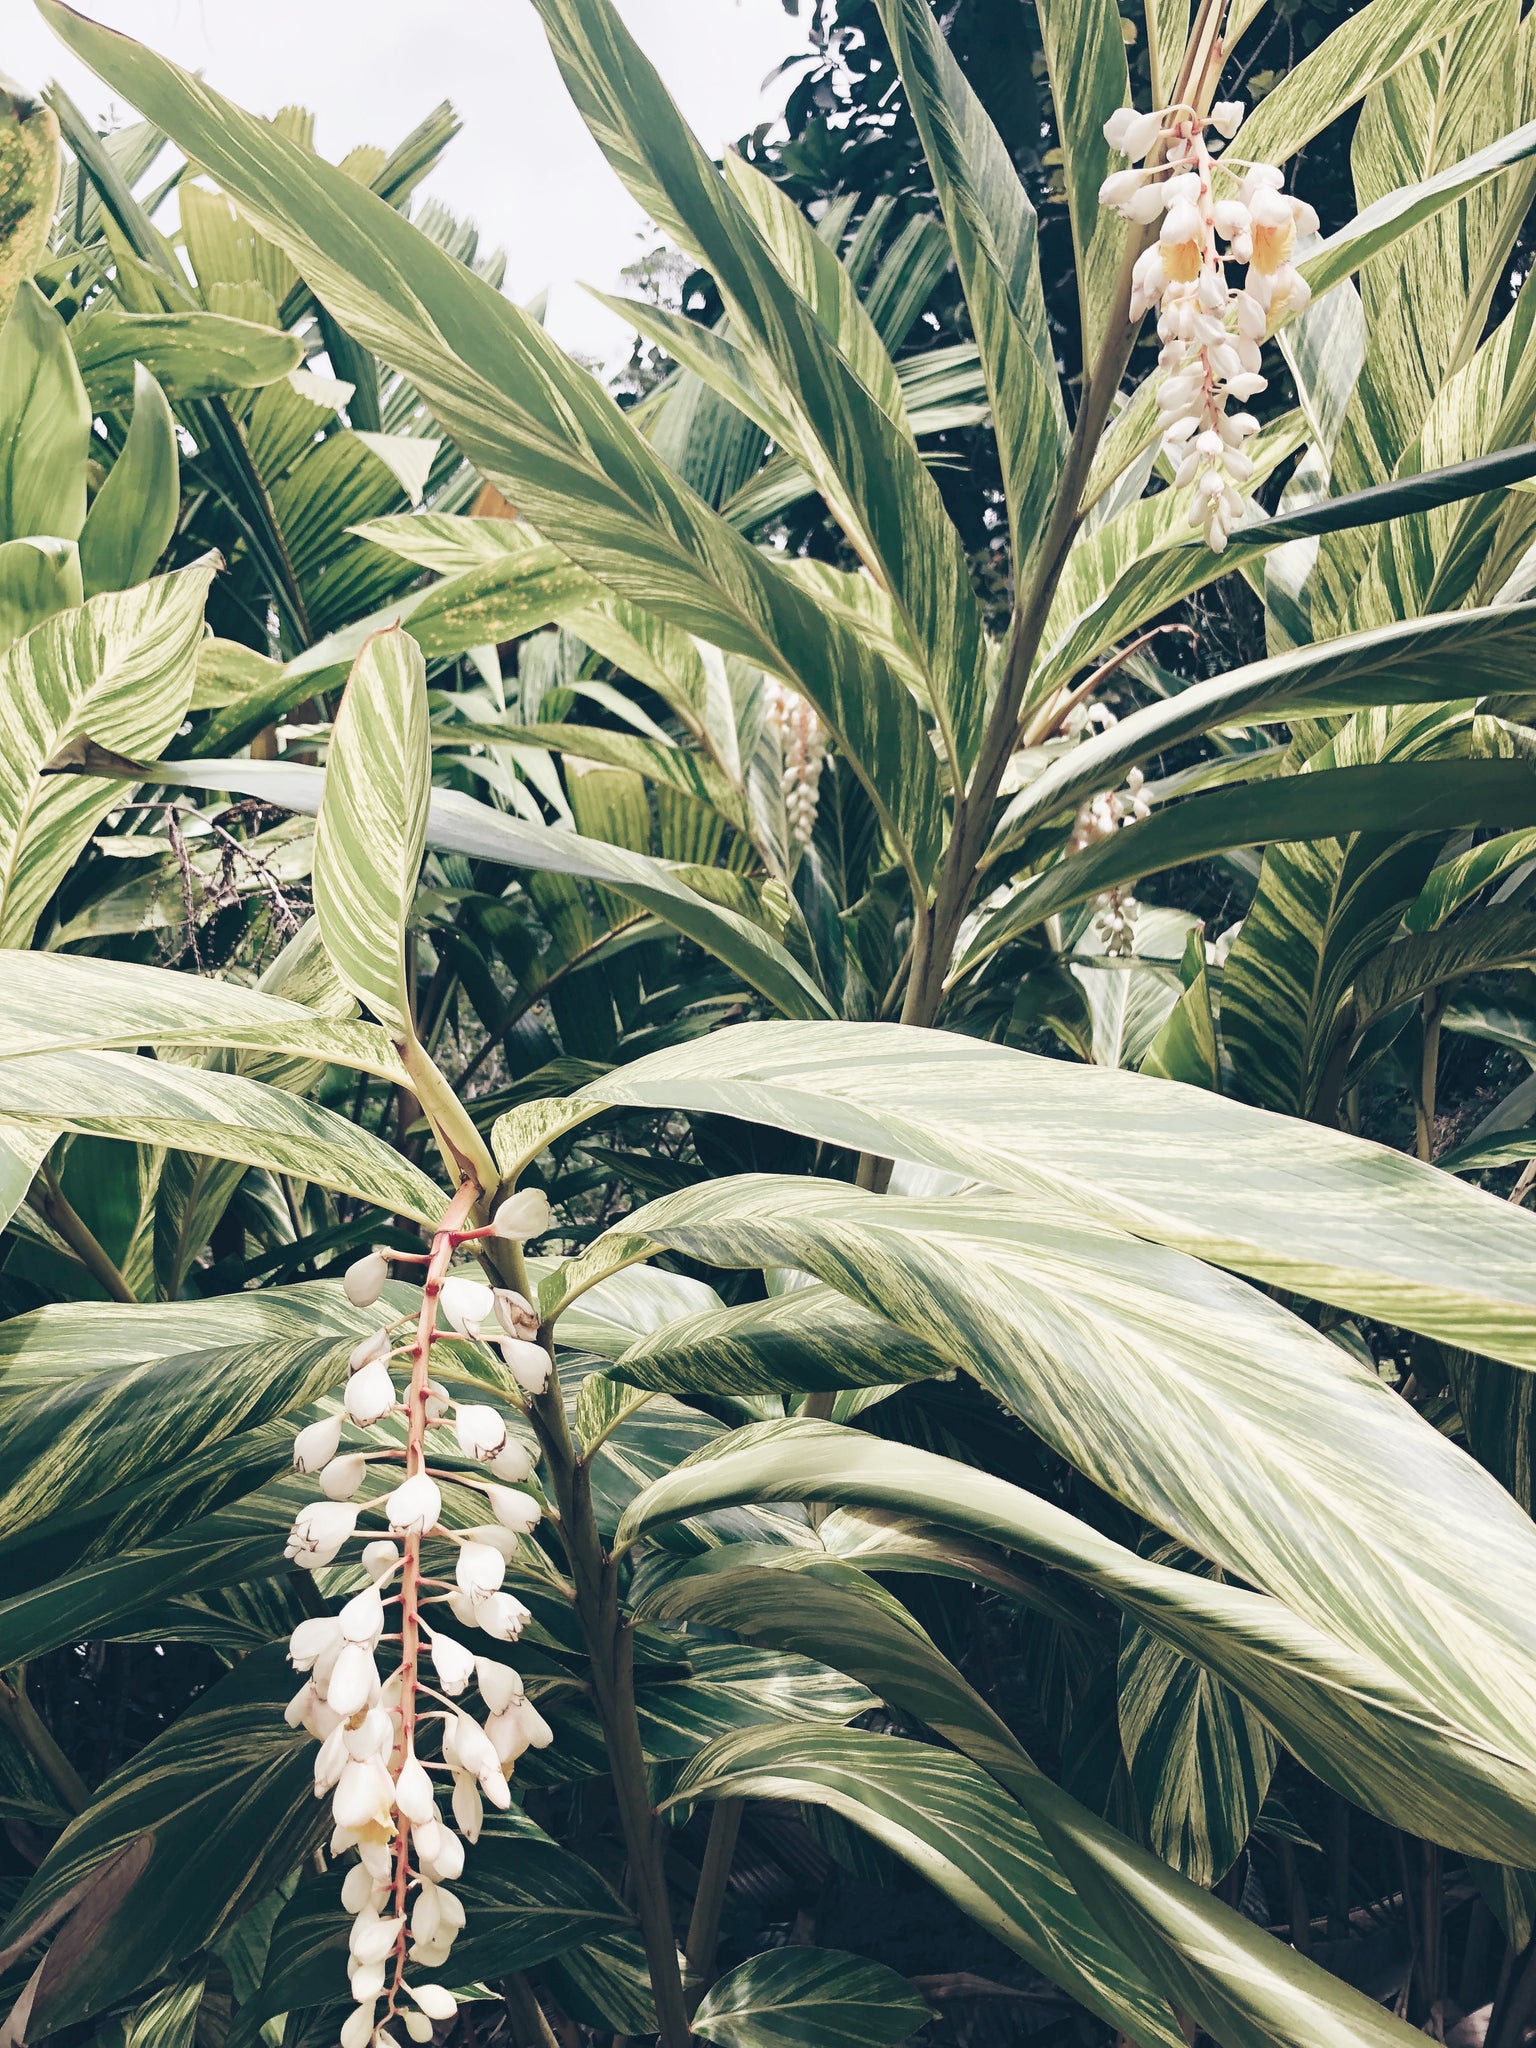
[872,0,1066,572]
[613,1284,951,1397]
[312,625,430,1040]
[0,951,403,1078]
[0,85,59,323]
[530,0,986,775]
[0,1050,444,1221]
[38,6,945,883]
[1036,0,1129,357]
[1118,1543,1276,1886]
[69,309,302,407]
[0,557,216,946]
[0,1647,324,2033]
[137,755,833,1021]
[693,1948,930,2048]
[675,1722,1181,2048]
[577,1019,1536,1367]
[620,1417,1536,1867]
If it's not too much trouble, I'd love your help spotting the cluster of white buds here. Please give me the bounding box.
[283,1186,556,2046]
[1068,768,1151,958]
[764,679,826,847]
[1099,97,1316,550]
[1068,766,1151,854]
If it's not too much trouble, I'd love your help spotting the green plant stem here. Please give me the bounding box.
[503,1972,562,2048]
[32,1162,135,1304]
[684,1797,742,2007]
[0,1671,89,1815]
[1416,995,1445,1163]
[505,1300,692,2048]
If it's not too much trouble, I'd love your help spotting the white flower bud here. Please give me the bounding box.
[453,1404,507,1462]
[492,1189,552,1242]
[320,1453,369,1501]
[339,1585,386,1648]
[452,1774,483,1842]
[1103,105,1138,150]
[517,1698,554,1750]
[1227,371,1267,399]
[344,1707,393,1760]
[487,1437,536,1483]
[1124,182,1167,224]
[500,1338,551,1395]
[348,1910,404,1966]
[455,1541,506,1598]
[361,1540,400,1584]
[292,1415,343,1474]
[349,1328,391,1373]
[429,1631,476,1696]
[480,1763,512,1809]
[333,1757,394,1832]
[476,1590,532,1642]
[439,1276,493,1335]
[419,1825,465,1883]
[411,1885,443,1944]
[409,1985,458,2022]
[285,1501,359,1570]
[492,1290,538,1342]
[487,1707,530,1767]
[485,1485,541,1535]
[288,1615,342,1673]
[385,1473,441,1538]
[1097,167,1141,208]
[1210,99,1244,138]
[341,1864,381,1915]
[340,2003,376,2048]
[349,1959,386,2003]
[344,1359,396,1427]
[343,1252,388,1307]
[395,1754,437,1825]
[313,1723,348,1790]
[404,2014,434,2044]
[326,1643,379,1719]
[474,1658,523,1715]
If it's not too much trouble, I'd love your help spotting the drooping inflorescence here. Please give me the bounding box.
[1099,97,1316,550]
[283,1185,556,2047]
[1069,766,1153,956]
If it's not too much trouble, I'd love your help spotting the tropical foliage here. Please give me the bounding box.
[5,1,1536,2045]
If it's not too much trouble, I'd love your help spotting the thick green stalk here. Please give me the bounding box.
[32,1162,135,1305]
[502,1971,562,2048]
[0,1671,89,1815]
[684,1798,742,2006]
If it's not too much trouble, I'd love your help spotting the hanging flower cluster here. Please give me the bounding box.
[1099,97,1317,550]
[764,679,826,847]
[1069,767,1152,958]
[282,1183,556,2047]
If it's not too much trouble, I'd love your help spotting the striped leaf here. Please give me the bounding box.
[675,1720,1433,2048]
[1035,0,1130,358]
[0,1049,444,1221]
[693,1949,930,2048]
[613,1285,951,1398]
[0,951,403,1079]
[675,1722,1180,2048]
[1118,1543,1277,1886]
[451,719,743,826]
[1000,603,1536,862]
[576,1019,1536,1367]
[619,1417,1536,1866]
[39,5,945,884]
[0,1647,324,2033]
[313,626,430,1040]
[0,557,215,946]
[0,534,82,653]
[139,756,832,1021]
[967,756,1536,965]
[0,88,59,323]
[1238,0,1498,168]
[530,0,986,774]
[873,0,1066,572]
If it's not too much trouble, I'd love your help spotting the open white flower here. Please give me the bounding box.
[285,1501,359,1570]
[492,1288,538,1342]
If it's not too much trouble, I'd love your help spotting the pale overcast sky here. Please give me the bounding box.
[9,0,816,360]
